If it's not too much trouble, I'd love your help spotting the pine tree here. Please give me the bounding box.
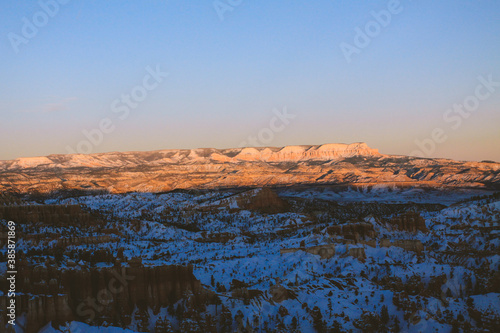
[291,316,299,330]
[450,322,460,333]
[275,317,287,332]
[331,320,343,333]
[220,305,233,333]
[234,309,245,332]
[311,306,326,332]
[278,305,289,317]
[179,318,201,333]
[154,315,174,333]
[381,305,389,324]
[353,311,382,333]
[214,296,222,315]
[394,316,400,332]
[134,308,150,332]
[204,314,217,333]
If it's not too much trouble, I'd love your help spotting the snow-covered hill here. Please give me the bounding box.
[1,187,498,332]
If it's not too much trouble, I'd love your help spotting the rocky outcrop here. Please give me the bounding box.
[280,244,336,259]
[392,240,425,253]
[21,234,118,248]
[280,248,301,255]
[380,239,392,247]
[230,279,264,302]
[1,143,498,194]
[197,188,289,214]
[306,245,336,259]
[236,187,289,213]
[379,238,424,253]
[390,212,428,233]
[0,204,100,226]
[327,222,376,242]
[359,239,377,247]
[347,247,367,262]
[0,192,22,205]
[0,261,212,333]
[269,284,296,303]
[195,232,236,244]
[231,287,264,301]
[234,143,380,162]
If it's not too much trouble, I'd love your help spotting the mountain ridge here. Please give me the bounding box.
[1,142,499,194]
[1,142,380,169]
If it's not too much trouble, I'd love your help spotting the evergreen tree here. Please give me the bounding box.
[450,322,460,333]
[291,316,299,330]
[330,320,343,333]
[275,317,287,332]
[234,309,245,332]
[393,317,401,332]
[175,303,185,321]
[134,308,150,332]
[353,311,382,333]
[220,305,233,333]
[381,305,389,324]
[311,306,326,332]
[179,318,201,333]
[154,315,174,333]
[204,314,217,333]
[278,305,289,317]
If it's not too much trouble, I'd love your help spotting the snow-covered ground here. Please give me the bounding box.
[1,188,499,332]
[280,186,494,205]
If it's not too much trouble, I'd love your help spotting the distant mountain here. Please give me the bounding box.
[1,142,498,193]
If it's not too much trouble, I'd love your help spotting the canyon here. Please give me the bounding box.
[0,143,499,332]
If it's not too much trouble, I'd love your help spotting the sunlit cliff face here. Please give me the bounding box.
[0,143,498,194]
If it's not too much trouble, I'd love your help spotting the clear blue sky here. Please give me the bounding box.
[1,0,499,161]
